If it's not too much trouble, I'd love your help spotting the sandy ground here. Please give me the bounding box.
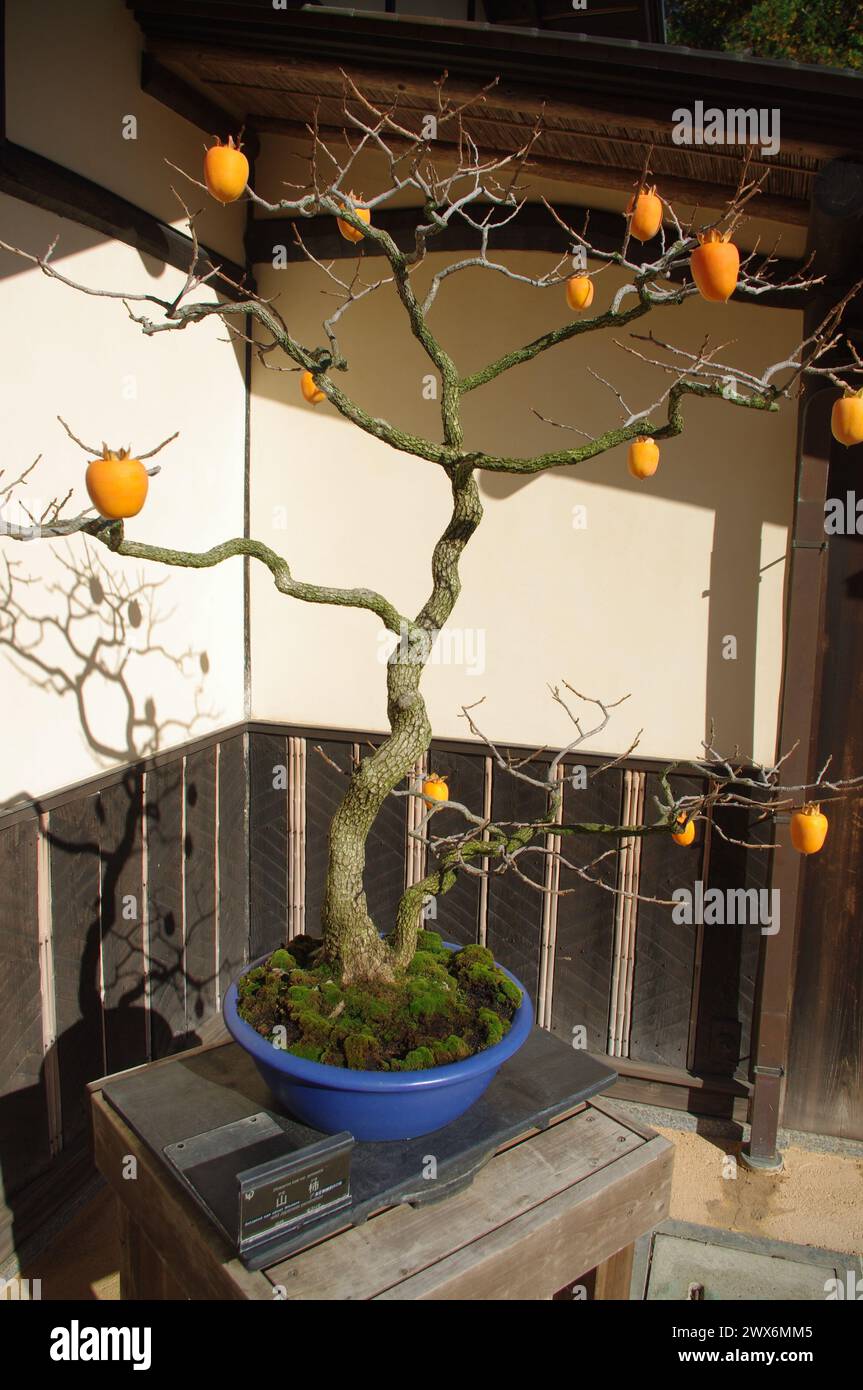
[14,1118,863,1299]
[654,1125,863,1256]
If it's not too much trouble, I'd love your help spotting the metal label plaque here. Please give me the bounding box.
[163,1115,353,1255]
[238,1134,354,1252]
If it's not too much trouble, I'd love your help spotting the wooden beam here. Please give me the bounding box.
[249,114,809,226]
[0,139,253,297]
[141,54,259,157]
[138,19,863,154]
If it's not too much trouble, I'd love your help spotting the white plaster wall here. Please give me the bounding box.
[5,0,246,262]
[0,195,246,804]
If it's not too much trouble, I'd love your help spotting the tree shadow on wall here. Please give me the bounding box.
[0,546,221,1280]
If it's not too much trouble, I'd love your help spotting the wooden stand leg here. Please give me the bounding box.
[592,1242,635,1300]
[117,1199,142,1300]
[117,1196,187,1299]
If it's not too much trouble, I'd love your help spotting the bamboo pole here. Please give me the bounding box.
[537,762,564,1030]
[478,755,493,947]
[608,771,632,1055]
[37,812,62,1157]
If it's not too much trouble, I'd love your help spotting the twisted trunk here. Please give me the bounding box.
[320,464,481,983]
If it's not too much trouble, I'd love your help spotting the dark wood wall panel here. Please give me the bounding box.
[426,746,485,946]
[485,757,548,1005]
[0,818,50,1199]
[99,773,147,1075]
[694,796,771,1077]
[145,761,185,1058]
[249,733,288,959]
[362,744,409,938]
[629,774,702,1069]
[49,796,104,1147]
[305,740,352,940]
[218,735,249,1003]
[550,768,622,1052]
[784,439,863,1139]
[184,745,218,1033]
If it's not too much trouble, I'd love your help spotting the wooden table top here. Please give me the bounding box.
[90,1036,673,1300]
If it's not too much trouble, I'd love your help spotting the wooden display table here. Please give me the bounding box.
[90,1036,673,1301]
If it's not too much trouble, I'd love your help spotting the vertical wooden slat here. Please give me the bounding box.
[485,754,548,1007]
[144,760,185,1058]
[49,796,104,1147]
[537,763,565,1028]
[478,755,492,946]
[689,795,770,1077]
[405,752,428,892]
[249,732,288,958]
[620,772,645,1057]
[424,746,485,945]
[99,772,147,1075]
[37,814,62,1156]
[628,773,702,1069]
[550,767,621,1054]
[217,733,249,1004]
[608,771,634,1056]
[184,746,218,1036]
[305,740,352,941]
[0,817,51,1197]
[287,736,306,940]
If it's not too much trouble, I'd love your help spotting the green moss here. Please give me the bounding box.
[293,1010,332,1047]
[407,950,452,984]
[393,1045,436,1072]
[236,935,520,1074]
[405,976,456,1021]
[416,930,446,954]
[288,1040,323,1062]
[451,944,495,971]
[478,1007,506,1047]
[288,968,320,990]
[237,965,267,997]
[432,1034,472,1065]
[343,1032,385,1070]
[320,980,344,1009]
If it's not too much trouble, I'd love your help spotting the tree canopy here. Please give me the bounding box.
[666,0,863,71]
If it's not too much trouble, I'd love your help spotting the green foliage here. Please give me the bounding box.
[666,0,863,71]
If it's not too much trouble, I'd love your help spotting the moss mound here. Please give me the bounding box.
[236,930,522,1072]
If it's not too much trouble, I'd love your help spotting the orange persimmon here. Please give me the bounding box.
[690,229,739,302]
[203,136,249,204]
[566,275,595,311]
[85,446,149,520]
[628,436,660,479]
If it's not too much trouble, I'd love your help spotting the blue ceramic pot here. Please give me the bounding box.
[223,944,532,1141]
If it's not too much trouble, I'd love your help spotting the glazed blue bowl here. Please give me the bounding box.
[223,944,532,1141]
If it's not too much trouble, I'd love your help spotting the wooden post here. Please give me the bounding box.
[745,158,863,1167]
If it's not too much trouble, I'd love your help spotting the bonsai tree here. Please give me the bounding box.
[3,79,863,1004]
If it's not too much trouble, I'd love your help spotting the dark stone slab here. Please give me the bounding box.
[101,1028,617,1270]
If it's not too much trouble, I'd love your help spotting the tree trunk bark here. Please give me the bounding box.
[320,465,482,983]
[321,650,432,983]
